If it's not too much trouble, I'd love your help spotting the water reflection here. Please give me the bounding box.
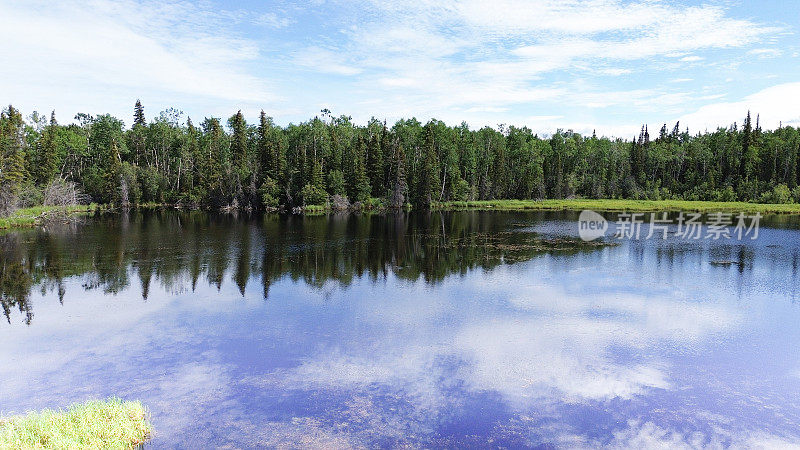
[1,210,800,447]
[0,210,610,325]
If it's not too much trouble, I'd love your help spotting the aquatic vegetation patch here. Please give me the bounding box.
[0,398,151,449]
[440,232,618,263]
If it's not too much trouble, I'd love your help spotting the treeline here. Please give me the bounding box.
[1,101,800,213]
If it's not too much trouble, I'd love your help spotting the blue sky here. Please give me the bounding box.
[1,0,798,137]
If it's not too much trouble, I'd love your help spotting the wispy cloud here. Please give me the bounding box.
[0,0,277,120]
[680,82,800,130]
[0,0,794,136]
[748,48,783,58]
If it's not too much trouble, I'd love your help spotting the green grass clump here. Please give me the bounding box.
[435,199,800,214]
[0,398,152,449]
[0,204,97,230]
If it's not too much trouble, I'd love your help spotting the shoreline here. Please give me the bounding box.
[0,204,103,230]
[303,198,800,215]
[429,199,800,214]
[3,199,800,231]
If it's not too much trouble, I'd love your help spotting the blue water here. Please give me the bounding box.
[1,210,799,448]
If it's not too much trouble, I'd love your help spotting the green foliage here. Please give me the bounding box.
[346,136,371,203]
[2,104,800,213]
[259,176,280,208]
[228,110,250,203]
[0,105,27,215]
[136,165,162,204]
[0,398,151,448]
[16,182,44,208]
[414,123,441,207]
[118,162,140,205]
[327,169,346,196]
[760,183,793,204]
[0,204,94,230]
[32,111,60,185]
[714,186,738,202]
[300,183,328,206]
[452,178,470,201]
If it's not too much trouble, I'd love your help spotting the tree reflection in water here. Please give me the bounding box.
[0,210,611,324]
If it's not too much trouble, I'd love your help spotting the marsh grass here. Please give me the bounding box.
[0,398,151,449]
[0,205,97,230]
[435,199,800,214]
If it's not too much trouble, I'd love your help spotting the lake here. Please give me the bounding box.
[2,210,800,448]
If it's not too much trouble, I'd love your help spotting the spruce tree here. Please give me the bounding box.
[185,117,200,195]
[131,100,147,166]
[229,110,249,202]
[346,136,370,202]
[390,140,407,208]
[417,124,441,207]
[0,105,26,215]
[367,131,384,197]
[35,111,59,185]
[134,99,146,127]
[258,111,274,180]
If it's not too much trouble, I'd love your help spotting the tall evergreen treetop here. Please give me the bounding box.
[134,100,146,127]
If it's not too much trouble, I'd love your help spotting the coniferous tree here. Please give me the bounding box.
[2,102,799,212]
[416,124,441,207]
[258,111,274,180]
[134,100,146,127]
[184,117,200,198]
[348,136,371,202]
[35,111,59,186]
[389,140,407,208]
[229,110,249,203]
[0,105,26,214]
[131,100,147,166]
[367,130,384,197]
[199,118,226,207]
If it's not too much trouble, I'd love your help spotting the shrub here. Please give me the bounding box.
[16,183,43,208]
[327,170,346,196]
[300,183,327,206]
[136,166,161,203]
[760,183,793,204]
[452,178,470,202]
[259,176,280,209]
[713,186,737,202]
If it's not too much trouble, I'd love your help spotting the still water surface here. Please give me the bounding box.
[2,210,800,448]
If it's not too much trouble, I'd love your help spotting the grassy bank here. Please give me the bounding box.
[0,398,151,449]
[435,199,800,214]
[0,204,99,230]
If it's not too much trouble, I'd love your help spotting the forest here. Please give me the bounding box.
[1,101,799,214]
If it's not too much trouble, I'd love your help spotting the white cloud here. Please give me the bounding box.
[0,0,790,135]
[253,12,294,29]
[599,68,633,76]
[680,82,800,131]
[305,0,778,132]
[748,48,783,58]
[292,47,363,76]
[602,420,800,449]
[252,270,741,413]
[0,0,277,121]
